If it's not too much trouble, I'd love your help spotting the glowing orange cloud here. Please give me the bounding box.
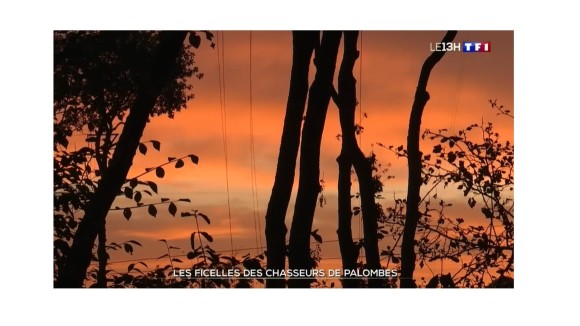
[103,31,513,281]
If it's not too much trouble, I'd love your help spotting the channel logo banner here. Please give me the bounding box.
[463,42,491,52]
[430,41,492,52]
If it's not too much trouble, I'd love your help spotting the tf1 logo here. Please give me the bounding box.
[430,42,491,52]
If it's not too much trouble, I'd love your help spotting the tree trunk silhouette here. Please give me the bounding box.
[400,31,457,288]
[333,31,381,287]
[333,31,360,288]
[264,31,318,288]
[55,31,188,288]
[352,145,381,288]
[288,31,342,288]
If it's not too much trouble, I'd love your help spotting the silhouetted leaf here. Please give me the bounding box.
[204,31,214,40]
[433,144,442,153]
[127,240,142,246]
[148,204,157,217]
[448,152,457,163]
[189,154,199,164]
[179,198,191,202]
[391,256,400,264]
[481,207,493,218]
[151,140,160,151]
[181,212,194,217]
[138,143,147,155]
[128,263,135,272]
[200,231,213,242]
[312,233,323,243]
[124,243,133,255]
[198,212,210,224]
[187,251,196,260]
[175,159,184,168]
[468,197,476,208]
[124,187,133,199]
[161,198,170,202]
[147,181,158,194]
[155,167,165,178]
[172,258,183,263]
[158,239,167,244]
[129,178,138,188]
[168,156,176,162]
[168,202,177,217]
[311,229,323,243]
[134,191,142,203]
[123,208,132,220]
[189,32,201,48]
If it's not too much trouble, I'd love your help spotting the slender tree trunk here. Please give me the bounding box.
[288,31,342,288]
[334,31,360,288]
[56,31,188,288]
[352,148,381,287]
[334,31,381,287]
[400,31,457,288]
[265,31,318,288]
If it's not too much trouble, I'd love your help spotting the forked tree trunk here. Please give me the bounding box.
[288,31,342,288]
[56,31,188,288]
[334,31,381,288]
[400,31,457,288]
[265,31,318,288]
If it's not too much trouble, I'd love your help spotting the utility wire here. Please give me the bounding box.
[216,31,235,257]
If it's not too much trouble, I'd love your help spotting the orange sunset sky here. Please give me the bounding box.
[73,31,513,282]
